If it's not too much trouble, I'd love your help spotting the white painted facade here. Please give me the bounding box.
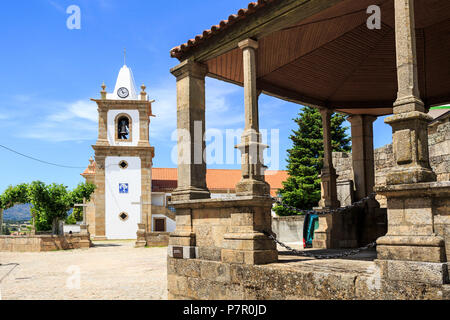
[105,156,141,239]
[107,109,140,146]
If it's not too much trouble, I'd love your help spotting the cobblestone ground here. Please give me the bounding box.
[0,241,168,300]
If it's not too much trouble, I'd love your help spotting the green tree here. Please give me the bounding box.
[66,182,96,224]
[0,181,96,234]
[274,106,351,216]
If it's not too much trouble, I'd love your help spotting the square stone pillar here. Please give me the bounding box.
[318,108,340,209]
[348,115,377,201]
[222,198,278,265]
[0,209,3,235]
[375,0,448,285]
[235,39,270,197]
[92,155,107,241]
[168,207,197,260]
[170,60,210,201]
[96,90,108,147]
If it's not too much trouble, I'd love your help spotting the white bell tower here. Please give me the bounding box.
[91,63,155,244]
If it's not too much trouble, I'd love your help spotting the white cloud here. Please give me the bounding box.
[149,78,243,142]
[18,99,98,143]
[8,78,244,143]
[49,100,98,123]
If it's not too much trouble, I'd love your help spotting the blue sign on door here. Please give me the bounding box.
[119,183,129,194]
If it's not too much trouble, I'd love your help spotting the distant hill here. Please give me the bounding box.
[4,204,31,221]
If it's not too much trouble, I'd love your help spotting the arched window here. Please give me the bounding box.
[115,114,132,142]
[117,116,129,140]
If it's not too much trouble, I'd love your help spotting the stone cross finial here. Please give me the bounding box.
[101,82,107,100]
[140,84,147,101]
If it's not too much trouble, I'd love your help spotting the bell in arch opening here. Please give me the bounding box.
[118,116,130,140]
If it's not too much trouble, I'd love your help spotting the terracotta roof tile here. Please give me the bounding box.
[80,158,96,177]
[170,0,279,59]
[152,168,288,196]
[81,165,287,196]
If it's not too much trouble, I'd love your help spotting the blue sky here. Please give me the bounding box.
[0,0,393,192]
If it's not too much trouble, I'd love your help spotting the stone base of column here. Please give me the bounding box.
[222,231,278,265]
[312,214,337,249]
[135,223,147,248]
[318,170,340,209]
[385,110,437,185]
[169,231,196,247]
[79,224,93,248]
[375,182,450,275]
[171,187,210,202]
[235,179,270,197]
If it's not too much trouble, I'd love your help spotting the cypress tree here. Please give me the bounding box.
[274,106,351,216]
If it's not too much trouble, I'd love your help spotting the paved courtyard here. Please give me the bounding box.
[0,241,168,300]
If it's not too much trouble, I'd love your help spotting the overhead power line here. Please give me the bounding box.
[0,144,86,169]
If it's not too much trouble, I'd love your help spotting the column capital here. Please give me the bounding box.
[238,38,258,50]
[170,59,208,81]
[318,107,333,117]
[347,114,378,125]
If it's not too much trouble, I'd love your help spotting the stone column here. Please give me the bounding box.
[235,38,270,197]
[0,208,3,235]
[97,85,108,146]
[96,108,108,146]
[375,0,448,285]
[386,0,435,185]
[170,60,210,201]
[138,87,151,148]
[348,115,377,200]
[93,155,107,240]
[318,108,340,208]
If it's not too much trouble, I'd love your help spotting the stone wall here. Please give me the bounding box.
[0,234,91,252]
[167,257,450,300]
[333,119,450,208]
[429,120,450,182]
[271,216,304,243]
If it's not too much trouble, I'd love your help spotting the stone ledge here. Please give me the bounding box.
[167,257,449,300]
[375,181,450,197]
[0,234,91,252]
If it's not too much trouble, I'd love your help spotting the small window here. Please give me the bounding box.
[119,160,128,169]
[119,212,129,221]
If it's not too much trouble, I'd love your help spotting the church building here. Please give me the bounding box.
[83,63,155,241]
[81,63,288,243]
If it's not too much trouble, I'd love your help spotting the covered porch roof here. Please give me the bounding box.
[170,0,450,116]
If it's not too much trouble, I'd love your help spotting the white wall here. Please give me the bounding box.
[63,224,81,234]
[152,193,165,206]
[107,110,140,147]
[105,156,141,239]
